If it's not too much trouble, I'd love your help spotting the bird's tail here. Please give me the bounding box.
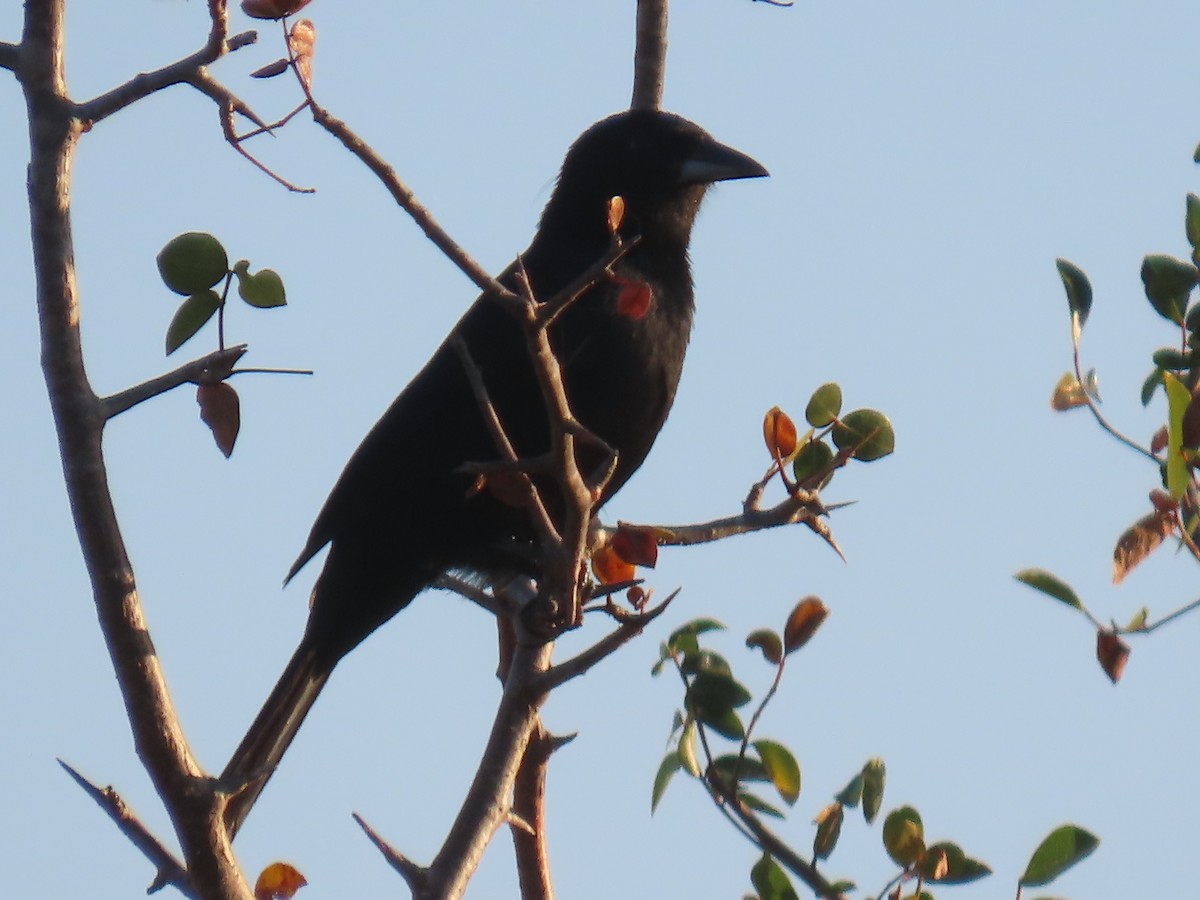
[220,643,331,839]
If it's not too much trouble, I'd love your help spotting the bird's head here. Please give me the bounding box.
[539,109,768,252]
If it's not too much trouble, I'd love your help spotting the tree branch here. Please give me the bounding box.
[617,491,827,548]
[0,40,17,72]
[511,720,575,900]
[58,759,195,899]
[537,590,677,693]
[631,0,668,111]
[21,2,247,895]
[75,12,257,125]
[421,638,555,900]
[101,345,248,419]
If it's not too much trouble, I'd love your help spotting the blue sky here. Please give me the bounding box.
[3,2,1200,898]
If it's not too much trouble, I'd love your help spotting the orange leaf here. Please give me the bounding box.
[1112,511,1174,584]
[592,544,635,584]
[762,406,798,459]
[607,196,626,234]
[783,596,828,654]
[288,19,316,88]
[254,862,307,900]
[1096,629,1130,684]
[1049,372,1088,410]
[611,524,659,568]
[196,383,240,458]
[613,275,653,320]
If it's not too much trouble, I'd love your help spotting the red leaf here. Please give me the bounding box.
[613,275,653,320]
[1096,629,1130,683]
[763,406,798,459]
[241,0,312,20]
[611,524,659,568]
[196,383,240,458]
[783,596,828,654]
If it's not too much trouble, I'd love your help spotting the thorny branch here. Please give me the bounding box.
[58,760,195,899]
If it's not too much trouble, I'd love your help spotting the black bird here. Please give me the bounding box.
[222,109,766,835]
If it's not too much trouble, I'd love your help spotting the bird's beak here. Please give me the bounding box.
[679,138,769,185]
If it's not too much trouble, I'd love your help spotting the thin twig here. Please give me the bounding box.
[617,492,826,548]
[101,345,248,419]
[453,336,562,545]
[186,68,274,132]
[631,0,667,111]
[536,590,677,692]
[75,21,257,124]
[58,759,196,898]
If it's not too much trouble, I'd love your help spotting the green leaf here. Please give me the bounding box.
[710,753,772,786]
[668,618,725,649]
[1164,372,1191,499]
[697,706,745,741]
[1151,347,1192,371]
[737,790,785,819]
[680,649,732,678]
[746,629,784,665]
[754,740,801,805]
[235,263,287,308]
[688,671,753,711]
[157,232,229,295]
[835,772,863,808]
[1055,258,1092,330]
[1141,253,1196,324]
[923,841,992,884]
[165,290,221,355]
[1187,194,1200,257]
[1014,568,1082,610]
[678,720,701,777]
[882,806,925,867]
[1141,367,1165,407]
[650,751,681,813]
[1019,824,1099,888]
[792,440,834,485]
[750,854,799,900]
[832,409,895,461]
[805,382,843,427]
[861,757,886,824]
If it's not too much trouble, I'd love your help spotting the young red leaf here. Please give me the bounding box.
[612,275,653,320]
[611,524,659,568]
[745,628,783,665]
[196,383,240,458]
[762,406,798,460]
[783,596,828,654]
[1096,630,1130,683]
